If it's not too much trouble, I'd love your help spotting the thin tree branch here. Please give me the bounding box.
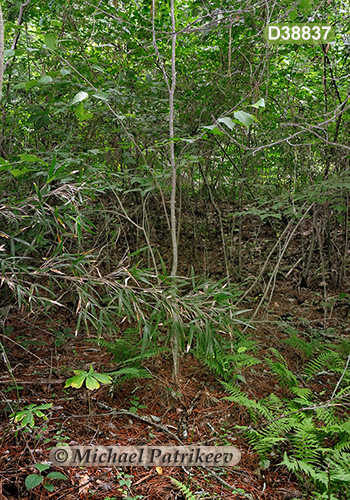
[4,0,32,73]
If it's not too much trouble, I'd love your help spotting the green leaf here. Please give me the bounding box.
[74,102,93,121]
[92,91,110,101]
[259,459,271,469]
[38,76,53,85]
[289,8,298,21]
[10,168,29,178]
[22,412,35,427]
[299,0,313,15]
[92,373,112,385]
[4,49,15,59]
[71,91,89,106]
[46,472,68,480]
[130,246,149,257]
[251,98,265,108]
[44,33,58,51]
[25,474,43,490]
[32,403,53,411]
[19,154,46,164]
[44,484,55,492]
[335,204,347,212]
[233,110,257,128]
[33,411,46,419]
[65,373,86,389]
[202,125,223,135]
[35,464,50,473]
[85,375,100,391]
[25,80,38,91]
[13,82,26,90]
[217,117,235,130]
[91,64,104,72]
[11,410,25,422]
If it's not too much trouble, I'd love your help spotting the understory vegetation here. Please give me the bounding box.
[1,0,350,498]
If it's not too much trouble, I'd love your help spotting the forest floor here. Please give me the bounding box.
[1,201,349,500]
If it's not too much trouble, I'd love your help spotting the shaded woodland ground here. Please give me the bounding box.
[2,198,350,500]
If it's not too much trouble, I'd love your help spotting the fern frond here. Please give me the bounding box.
[169,477,198,500]
[266,360,298,388]
[200,355,230,380]
[328,451,350,483]
[281,452,319,478]
[87,336,139,363]
[222,382,274,421]
[225,352,261,369]
[290,386,313,400]
[305,350,344,378]
[247,428,288,456]
[313,406,336,427]
[289,417,321,462]
[123,346,169,365]
[110,367,153,381]
[282,331,321,358]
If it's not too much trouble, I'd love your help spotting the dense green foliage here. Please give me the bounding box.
[224,336,350,499]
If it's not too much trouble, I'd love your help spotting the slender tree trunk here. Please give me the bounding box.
[151,0,178,278]
[169,0,177,278]
[151,0,179,384]
[169,0,180,386]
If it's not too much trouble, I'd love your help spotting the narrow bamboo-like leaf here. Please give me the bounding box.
[10,168,28,178]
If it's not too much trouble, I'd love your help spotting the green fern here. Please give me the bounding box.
[87,334,139,363]
[87,333,168,383]
[222,375,350,498]
[169,477,198,500]
[196,334,260,382]
[109,366,153,385]
[266,349,298,388]
[222,382,274,421]
[305,350,344,379]
[328,451,350,482]
[282,330,322,358]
